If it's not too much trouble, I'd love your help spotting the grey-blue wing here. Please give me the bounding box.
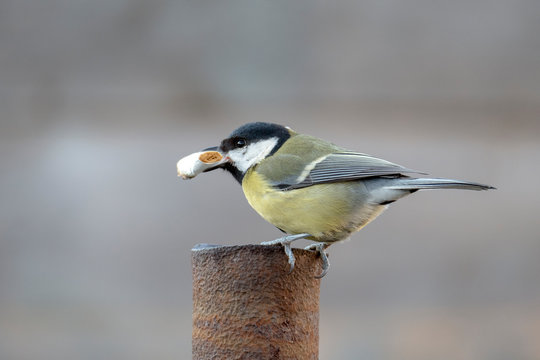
[279,152,424,190]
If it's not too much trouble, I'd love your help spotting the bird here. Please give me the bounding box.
[177,122,494,277]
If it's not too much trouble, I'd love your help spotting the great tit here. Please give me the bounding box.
[178,122,494,277]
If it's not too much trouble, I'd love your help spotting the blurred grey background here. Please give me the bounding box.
[1,0,539,359]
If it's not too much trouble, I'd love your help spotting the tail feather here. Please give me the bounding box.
[388,178,496,191]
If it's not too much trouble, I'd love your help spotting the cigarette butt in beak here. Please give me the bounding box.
[177,150,226,179]
[198,151,223,164]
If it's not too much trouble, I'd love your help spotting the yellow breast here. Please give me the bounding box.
[242,169,383,242]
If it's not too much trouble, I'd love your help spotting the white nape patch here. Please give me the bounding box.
[227,137,279,173]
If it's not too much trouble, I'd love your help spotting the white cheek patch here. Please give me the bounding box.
[228,137,279,172]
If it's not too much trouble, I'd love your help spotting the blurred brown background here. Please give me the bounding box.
[1,1,539,359]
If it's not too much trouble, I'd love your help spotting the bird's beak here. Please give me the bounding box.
[176,146,230,179]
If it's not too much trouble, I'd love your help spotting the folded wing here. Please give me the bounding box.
[275,152,424,190]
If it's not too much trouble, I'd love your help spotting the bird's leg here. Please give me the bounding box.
[304,243,330,278]
[261,233,311,273]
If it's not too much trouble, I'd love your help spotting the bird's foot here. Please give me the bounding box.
[304,243,330,278]
[261,233,311,273]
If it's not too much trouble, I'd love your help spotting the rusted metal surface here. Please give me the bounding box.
[192,244,321,360]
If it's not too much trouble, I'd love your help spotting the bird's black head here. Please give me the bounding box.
[216,122,292,183]
[220,122,291,153]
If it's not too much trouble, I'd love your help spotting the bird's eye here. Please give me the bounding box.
[235,139,246,148]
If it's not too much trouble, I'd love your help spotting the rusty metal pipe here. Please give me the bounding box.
[192,244,321,359]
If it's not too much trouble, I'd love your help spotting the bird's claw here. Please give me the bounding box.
[261,233,311,274]
[304,243,330,278]
[283,242,295,273]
